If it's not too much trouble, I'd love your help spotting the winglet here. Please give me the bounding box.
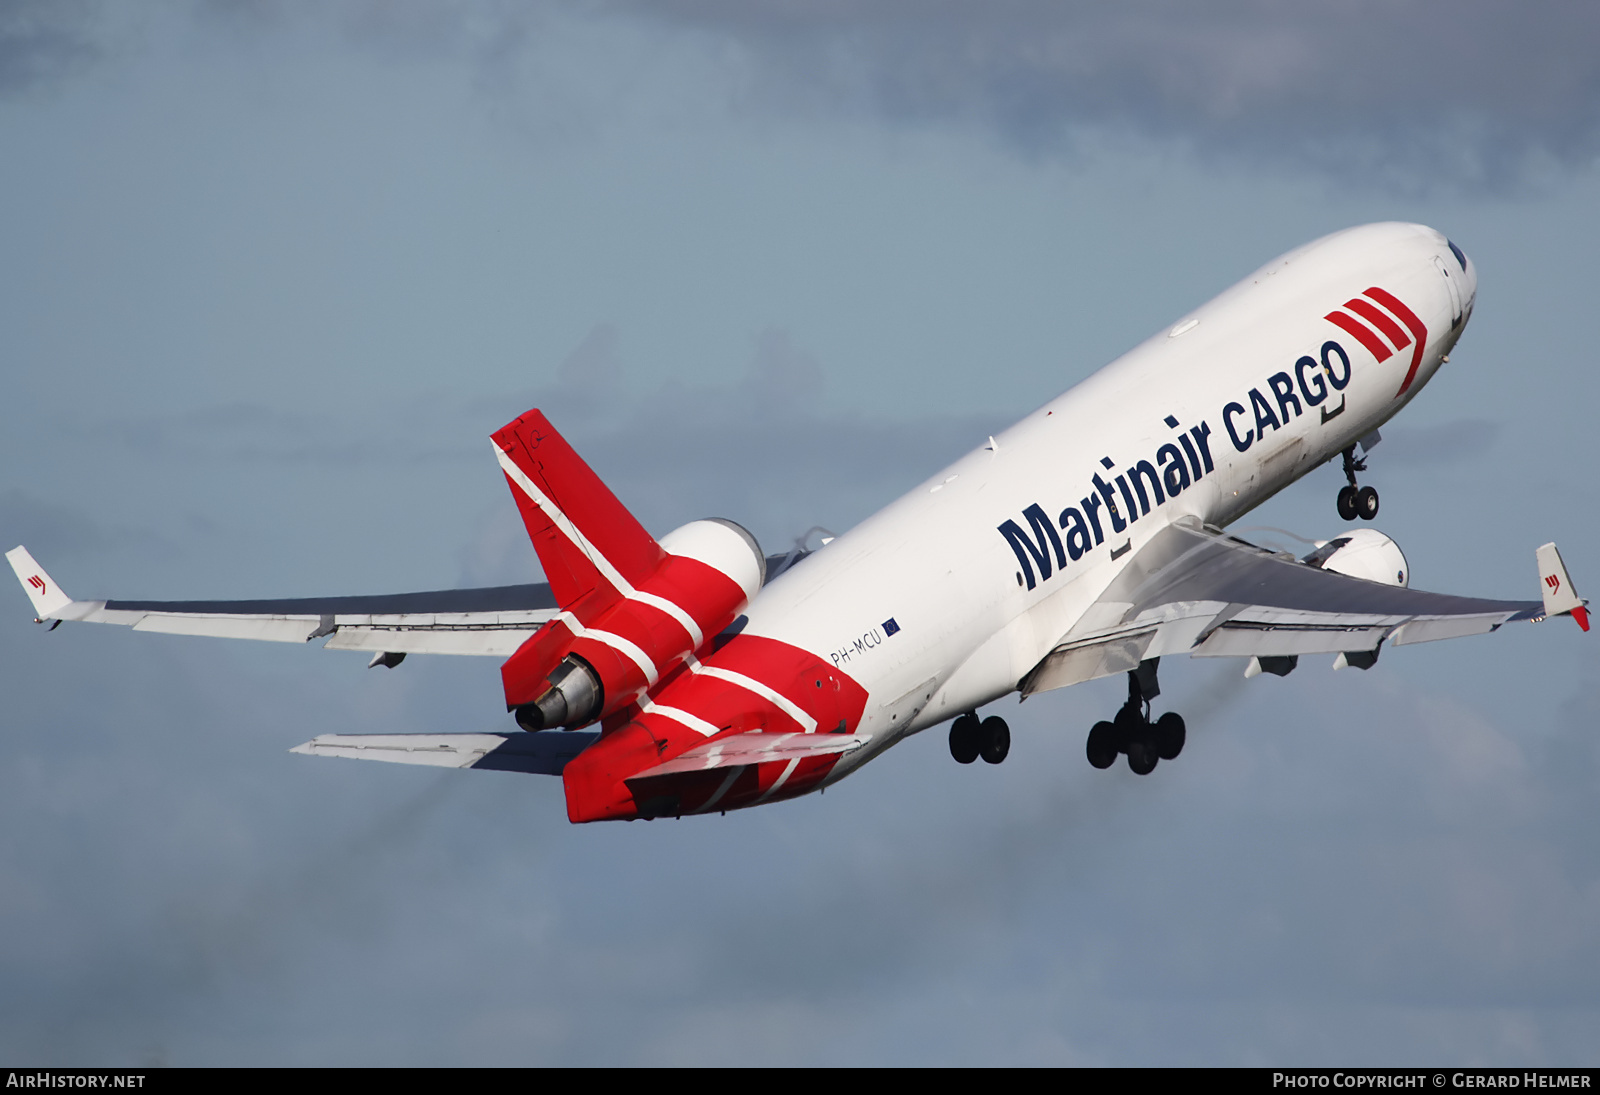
[6,546,73,620]
[1537,543,1588,631]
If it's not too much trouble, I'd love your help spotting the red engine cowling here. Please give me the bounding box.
[502,518,766,729]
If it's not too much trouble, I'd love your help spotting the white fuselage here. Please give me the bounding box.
[739,223,1475,779]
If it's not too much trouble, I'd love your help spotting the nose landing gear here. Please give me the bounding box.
[1336,440,1380,521]
[1085,659,1186,775]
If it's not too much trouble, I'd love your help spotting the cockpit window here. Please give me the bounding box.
[1447,240,1468,272]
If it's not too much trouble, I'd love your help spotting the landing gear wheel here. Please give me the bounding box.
[949,713,981,764]
[1127,739,1159,776]
[1336,485,1359,521]
[1154,711,1186,760]
[1113,702,1144,745]
[1086,721,1118,769]
[1356,485,1380,520]
[979,717,1010,764]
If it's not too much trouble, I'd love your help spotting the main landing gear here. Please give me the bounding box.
[949,712,1010,765]
[1085,659,1185,775]
[1335,444,1380,522]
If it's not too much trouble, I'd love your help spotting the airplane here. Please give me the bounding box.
[7,222,1589,823]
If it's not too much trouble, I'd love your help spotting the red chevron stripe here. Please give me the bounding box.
[1362,286,1429,396]
[562,633,869,821]
[1345,297,1411,352]
[1325,310,1393,362]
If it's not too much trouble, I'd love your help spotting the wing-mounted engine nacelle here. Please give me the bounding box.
[1304,527,1410,587]
[507,518,766,730]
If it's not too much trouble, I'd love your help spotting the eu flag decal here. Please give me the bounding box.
[883,618,900,637]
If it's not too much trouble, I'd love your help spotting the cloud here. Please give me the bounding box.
[609,0,1600,192]
[43,2,1600,192]
[0,0,100,96]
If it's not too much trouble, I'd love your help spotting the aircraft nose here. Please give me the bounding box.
[1445,237,1477,314]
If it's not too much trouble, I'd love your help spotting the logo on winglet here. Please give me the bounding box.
[27,575,45,594]
[1546,574,1561,593]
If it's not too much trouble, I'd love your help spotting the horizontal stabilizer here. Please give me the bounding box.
[618,730,867,818]
[290,731,598,775]
[628,731,866,781]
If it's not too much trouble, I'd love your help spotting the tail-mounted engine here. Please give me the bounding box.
[490,409,767,731]
[507,518,766,730]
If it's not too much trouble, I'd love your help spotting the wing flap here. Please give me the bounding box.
[1389,614,1511,645]
[323,627,537,656]
[1190,620,1395,657]
[1021,629,1157,694]
[133,613,325,643]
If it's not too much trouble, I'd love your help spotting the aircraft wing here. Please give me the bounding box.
[5,546,814,660]
[5,545,558,658]
[1021,518,1557,696]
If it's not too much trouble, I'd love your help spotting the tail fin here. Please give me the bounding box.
[1537,542,1588,631]
[491,410,664,610]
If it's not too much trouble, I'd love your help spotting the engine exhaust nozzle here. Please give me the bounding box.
[514,655,603,731]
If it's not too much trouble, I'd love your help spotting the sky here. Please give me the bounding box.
[2,0,1599,1066]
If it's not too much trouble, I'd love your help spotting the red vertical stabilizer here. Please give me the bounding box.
[491,410,665,612]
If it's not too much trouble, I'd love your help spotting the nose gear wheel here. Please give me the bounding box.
[1336,446,1380,521]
